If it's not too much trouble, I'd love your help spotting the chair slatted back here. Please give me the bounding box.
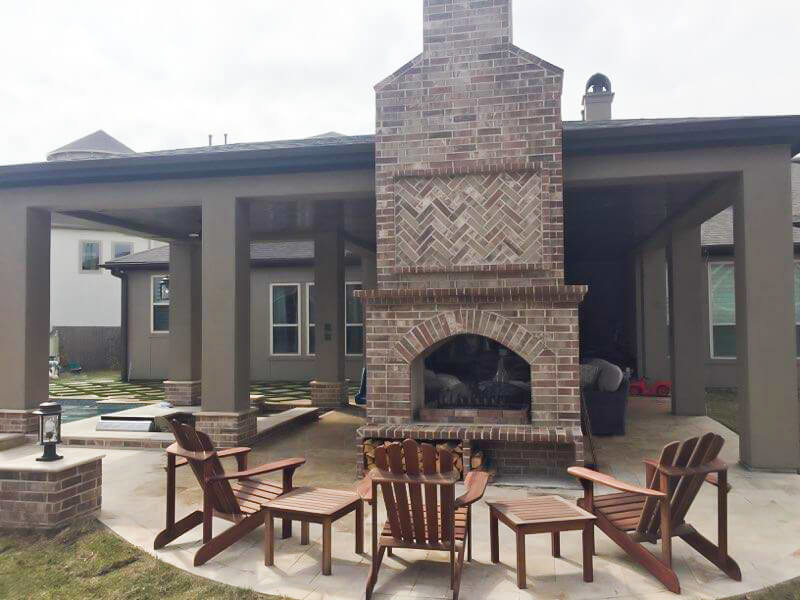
[374,439,456,546]
[636,432,724,536]
[168,419,242,517]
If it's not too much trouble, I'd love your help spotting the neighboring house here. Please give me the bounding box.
[698,156,800,387]
[103,241,365,382]
[47,131,164,370]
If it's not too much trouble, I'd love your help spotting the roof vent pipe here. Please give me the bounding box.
[582,73,614,121]
[208,134,213,147]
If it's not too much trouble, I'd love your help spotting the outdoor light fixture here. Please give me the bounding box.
[33,401,62,462]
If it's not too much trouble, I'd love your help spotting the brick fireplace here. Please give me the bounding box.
[356,0,587,478]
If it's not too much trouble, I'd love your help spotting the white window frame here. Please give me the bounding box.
[306,282,315,356]
[79,240,102,274]
[707,260,735,360]
[150,274,170,334]
[112,241,134,259]
[270,283,301,356]
[345,281,364,357]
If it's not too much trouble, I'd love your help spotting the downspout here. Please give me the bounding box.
[110,268,130,382]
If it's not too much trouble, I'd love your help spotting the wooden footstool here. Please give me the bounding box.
[487,495,596,589]
[264,487,363,575]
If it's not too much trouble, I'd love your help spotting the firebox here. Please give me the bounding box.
[415,335,531,425]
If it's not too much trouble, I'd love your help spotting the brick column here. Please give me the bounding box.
[197,198,255,447]
[165,242,202,406]
[0,205,50,433]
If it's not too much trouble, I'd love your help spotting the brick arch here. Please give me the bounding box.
[394,309,547,366]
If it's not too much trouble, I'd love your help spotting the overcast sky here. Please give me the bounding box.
[1,1,798,166]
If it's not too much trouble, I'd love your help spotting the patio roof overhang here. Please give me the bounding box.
[1,117,799,190]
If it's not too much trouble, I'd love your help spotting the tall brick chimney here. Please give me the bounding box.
[357,0,588,479]
[423,0,513,57]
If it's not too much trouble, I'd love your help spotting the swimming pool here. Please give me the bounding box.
[57,399,135,424]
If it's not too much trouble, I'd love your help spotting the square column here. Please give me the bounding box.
[667,225,706,416]
[734,154,800,471]
[0,205,50,433]
[165,242,202,406]
[639,246,670,380]
[311,226,346,408]
[197,198,255,447]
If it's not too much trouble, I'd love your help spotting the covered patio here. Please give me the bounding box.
[89,398,800,600]
[1,119,800,471]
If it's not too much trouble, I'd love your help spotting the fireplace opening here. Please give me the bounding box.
[412,335,531,424]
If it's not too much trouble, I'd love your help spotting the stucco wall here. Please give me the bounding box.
[50,227,161,328]
[127,265,364,382]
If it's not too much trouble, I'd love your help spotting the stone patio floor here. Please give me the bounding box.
[94,398,800,600]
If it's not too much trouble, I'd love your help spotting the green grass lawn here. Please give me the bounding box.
[0,520,284,600]
[722,578,800,599]
[706,388,738,432]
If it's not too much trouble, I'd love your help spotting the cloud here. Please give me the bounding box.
[0,0,797,165]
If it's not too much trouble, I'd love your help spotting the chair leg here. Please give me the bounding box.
[195,513,263,567]
[452,541,467,600]
[281,518,292,539]
[679,530,742,581]
[467,506,472,562]
[264,512,275,567]
[154,510,203,550]
[365,544,386,600]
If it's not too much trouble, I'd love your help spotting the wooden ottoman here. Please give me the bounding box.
[487,495,596,589]
[264,487,363,575]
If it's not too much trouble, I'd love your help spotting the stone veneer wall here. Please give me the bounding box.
[0,458,102,529]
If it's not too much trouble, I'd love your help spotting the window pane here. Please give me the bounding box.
[273,327,298,354]
[113,242,133,258]
[153,305,170,332]
[153,278,170,303]
[346,284,363,324]
[272,286,298,325]
[308,285,315,325]
[712,325,736,358]
[309,325,315,355]
[709,264,735,326]
[81,242,100,271]
[794,263,800,324]
[346,325,364,355]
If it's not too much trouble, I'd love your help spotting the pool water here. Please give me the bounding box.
[57,399,135,423]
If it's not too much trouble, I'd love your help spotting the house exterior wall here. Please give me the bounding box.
[50,227,159,328]
[126,265,364,382]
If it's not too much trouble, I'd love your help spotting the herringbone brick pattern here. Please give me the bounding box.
[395,171,543,268]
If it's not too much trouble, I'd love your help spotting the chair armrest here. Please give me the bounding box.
[455,471,489,508]
[355,474,373,502]
[567,466,666,498]
[166,442,217,462]
[175,446,251,468]
[704,472,732,492]
[208,457,306,482]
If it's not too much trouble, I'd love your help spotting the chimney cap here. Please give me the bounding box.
[586,73,612,95]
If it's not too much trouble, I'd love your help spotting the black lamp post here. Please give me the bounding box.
[33,402,62,462]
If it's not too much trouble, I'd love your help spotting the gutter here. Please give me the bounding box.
[108,268,129,382]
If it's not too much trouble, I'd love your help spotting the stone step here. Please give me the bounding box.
[0,433,27,451]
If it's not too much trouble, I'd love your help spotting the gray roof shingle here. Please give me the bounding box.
[47,130,135,159]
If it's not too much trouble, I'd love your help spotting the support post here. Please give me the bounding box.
[640,246,670,380]
[667,225,706,416]
[734,152,800,471]
[165,242,202,406]
[0,205,50,433]
[197,198,255,447]
[311,214,347,408]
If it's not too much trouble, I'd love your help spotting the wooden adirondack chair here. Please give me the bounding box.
[154,419,306,566]
[568,432,741,594]
[364,439,489,600]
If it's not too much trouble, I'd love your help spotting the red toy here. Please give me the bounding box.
[629,377,671,397]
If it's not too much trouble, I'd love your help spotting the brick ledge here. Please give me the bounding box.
[355,285,587,304]
[357,423,582,444]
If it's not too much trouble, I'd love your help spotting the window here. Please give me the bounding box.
[346,282,364,355]
[306,282,364,356]
[112,241,134,259]
[271,284,300,355]
[708,263,735,358]
[708,261,800,358]
[151,275,170,333]
[79,241,101,272]
[307,283,316,355]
